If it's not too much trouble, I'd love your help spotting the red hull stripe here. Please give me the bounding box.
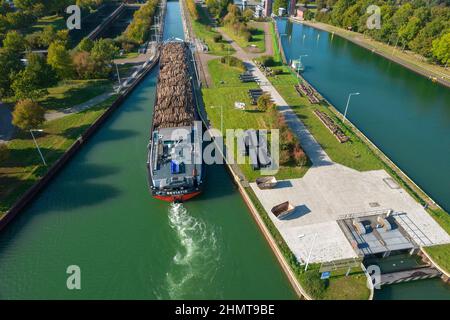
[153,191,202,202]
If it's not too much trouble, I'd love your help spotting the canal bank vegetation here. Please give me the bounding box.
[186,0,235,55]
[202,58,310,182]
[312,0,450,67]
[424,244,450,276]
[245,187,370,300]
[0,96,117,217]
[117,0,159,49]
[220,4,265,53]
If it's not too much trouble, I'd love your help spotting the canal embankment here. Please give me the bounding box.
[295,19,450,89]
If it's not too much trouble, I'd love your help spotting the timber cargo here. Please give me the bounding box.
[147,41,204,202]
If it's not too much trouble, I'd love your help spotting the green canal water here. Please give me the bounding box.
[0,2,296,299]
[277,19,450,300]
[277,19,450,212]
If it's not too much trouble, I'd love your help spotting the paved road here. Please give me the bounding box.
[0,102,14,143]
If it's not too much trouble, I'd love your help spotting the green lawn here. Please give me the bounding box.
[203,59,310,181]
[220,22,265,53]
[190,4,235,56]
[0,97,116,215]
[39,80,113,111]
[424,244,450,275]
[269,66,384,172]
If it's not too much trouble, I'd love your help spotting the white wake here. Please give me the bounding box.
[165,202,219,299]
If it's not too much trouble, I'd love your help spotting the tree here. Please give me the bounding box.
[0,48,23,99]
[12,99,45,131]
[11,53,57,100]
[273,0,288,15]
[47,42,74,80]
[2,30,25,54]
[77,38,94,52]
[432,32,450,65]
[72,51,96,79]
[91,38,118,62]
[398,16,422,45]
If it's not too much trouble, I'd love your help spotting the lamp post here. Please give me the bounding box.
[304,233,318,272]
[30,129,46,166]
[343,92,360,124]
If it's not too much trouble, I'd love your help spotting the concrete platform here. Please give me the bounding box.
[250,164,450,264]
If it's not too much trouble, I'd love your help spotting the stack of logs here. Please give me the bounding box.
[153,42,195,129]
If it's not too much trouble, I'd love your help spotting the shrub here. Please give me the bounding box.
[257,93,273,112]
[213,34,223,43]
[220,56,245,70]
[261,55,275,67]
[273,69,283,75]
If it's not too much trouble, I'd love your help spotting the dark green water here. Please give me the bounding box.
[0,2,296,299]
[277,19,450,212]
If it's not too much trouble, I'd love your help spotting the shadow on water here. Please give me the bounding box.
[0,162,121,248]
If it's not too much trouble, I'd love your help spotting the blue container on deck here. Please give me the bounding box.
[171,160,180,174]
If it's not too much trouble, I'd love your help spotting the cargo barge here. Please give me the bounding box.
[147,41,204,202]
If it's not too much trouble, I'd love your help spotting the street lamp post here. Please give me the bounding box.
[305,233,318,272]
[343,92,360,124]
[30,129,47,166]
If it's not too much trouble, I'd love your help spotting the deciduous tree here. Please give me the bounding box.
[12,99,45,131]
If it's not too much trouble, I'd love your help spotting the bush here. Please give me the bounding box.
[273,69,283,75]
[213,34,223,43]
[220,56,245,70]
[261,55,275,67]
[257,93,273,112]
[12,99,45,131]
